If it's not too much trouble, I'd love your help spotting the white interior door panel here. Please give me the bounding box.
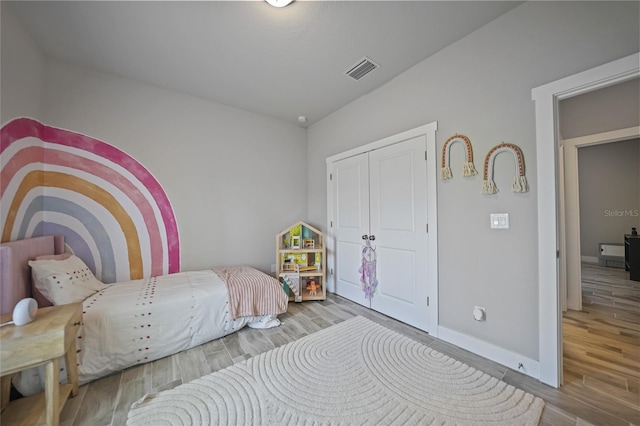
[369,136,429,331]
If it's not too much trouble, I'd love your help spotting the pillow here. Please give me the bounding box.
[31,281,54,309]
[29,255,110,305]
[35,252,72,261]
[32,253,74,307]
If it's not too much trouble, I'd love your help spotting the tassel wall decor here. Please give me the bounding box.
[440,134,478,180]
[482,142,528,194]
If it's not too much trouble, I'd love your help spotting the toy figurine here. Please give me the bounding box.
[306,278,320,296]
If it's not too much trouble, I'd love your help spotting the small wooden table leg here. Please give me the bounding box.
[1,375,11,413]
[65,341,80,397]
[44,358,60,426]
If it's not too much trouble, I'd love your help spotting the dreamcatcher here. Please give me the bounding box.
[359,235,378,300]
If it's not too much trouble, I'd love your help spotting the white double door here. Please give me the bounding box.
[330,134,432,332]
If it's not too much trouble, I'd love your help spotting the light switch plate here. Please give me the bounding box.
[490,213,509,229]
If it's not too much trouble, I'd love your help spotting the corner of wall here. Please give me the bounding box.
[0,3,46,123]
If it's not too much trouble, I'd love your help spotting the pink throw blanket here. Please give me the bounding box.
[213,266,288,319]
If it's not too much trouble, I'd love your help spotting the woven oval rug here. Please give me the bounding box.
[127,316,544,425]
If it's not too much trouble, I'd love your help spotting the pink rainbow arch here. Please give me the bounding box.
[0,117,180,281]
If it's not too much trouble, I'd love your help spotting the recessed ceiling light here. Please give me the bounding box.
[265,0,294,8]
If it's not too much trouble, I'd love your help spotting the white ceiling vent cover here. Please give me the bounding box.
[345,57,379,81]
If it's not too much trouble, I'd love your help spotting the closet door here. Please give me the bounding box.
[332,153,370,307]
[369,136,429,331]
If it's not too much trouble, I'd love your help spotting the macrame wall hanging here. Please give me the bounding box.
[482,142,528,194]
[359,236,378,300]
[440,134,478,180]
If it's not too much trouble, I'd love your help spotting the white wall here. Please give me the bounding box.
[41,59,307,274]
[0,4,47,239]
[559,78,640,140]
[308,1,639,360]
[578,140,640,258]
[0,4,45,123]
[558,79,640,259]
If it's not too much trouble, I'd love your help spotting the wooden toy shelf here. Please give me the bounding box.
[276,221,326,302]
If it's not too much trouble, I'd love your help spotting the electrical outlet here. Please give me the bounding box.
[473,306,486,321]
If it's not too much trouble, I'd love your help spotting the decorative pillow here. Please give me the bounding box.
[28,255,110,305]
[35,252,72,261]
[32,254,73,306]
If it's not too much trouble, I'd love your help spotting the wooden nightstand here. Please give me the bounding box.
[0,302,82,426]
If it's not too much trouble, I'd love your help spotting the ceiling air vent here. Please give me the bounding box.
[345,57,379,81]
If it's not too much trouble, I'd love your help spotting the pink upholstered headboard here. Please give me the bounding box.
[0,235,65,315]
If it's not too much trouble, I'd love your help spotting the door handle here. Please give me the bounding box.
[369,235,375,241]
[362,235,369,240]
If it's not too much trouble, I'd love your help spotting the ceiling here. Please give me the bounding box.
[7,1,522,126]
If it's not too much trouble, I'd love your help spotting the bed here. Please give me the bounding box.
[0,235,288,396]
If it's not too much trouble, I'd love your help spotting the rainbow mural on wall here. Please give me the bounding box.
[1,118,180,283]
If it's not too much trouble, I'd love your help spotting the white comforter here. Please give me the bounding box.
[15,270,280,396]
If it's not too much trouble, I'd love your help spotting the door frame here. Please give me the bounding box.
[560,127,640,313]
[326,121,439,335]
[532,52,639,387]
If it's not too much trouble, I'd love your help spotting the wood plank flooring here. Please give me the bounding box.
[562,262,640,425]
[53,276,639,425]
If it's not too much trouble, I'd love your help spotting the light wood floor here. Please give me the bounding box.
[562,262,640,426]
[54,280,639,426]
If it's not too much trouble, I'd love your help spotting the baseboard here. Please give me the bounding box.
[581,255,599,264]
[436,326,540,380]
